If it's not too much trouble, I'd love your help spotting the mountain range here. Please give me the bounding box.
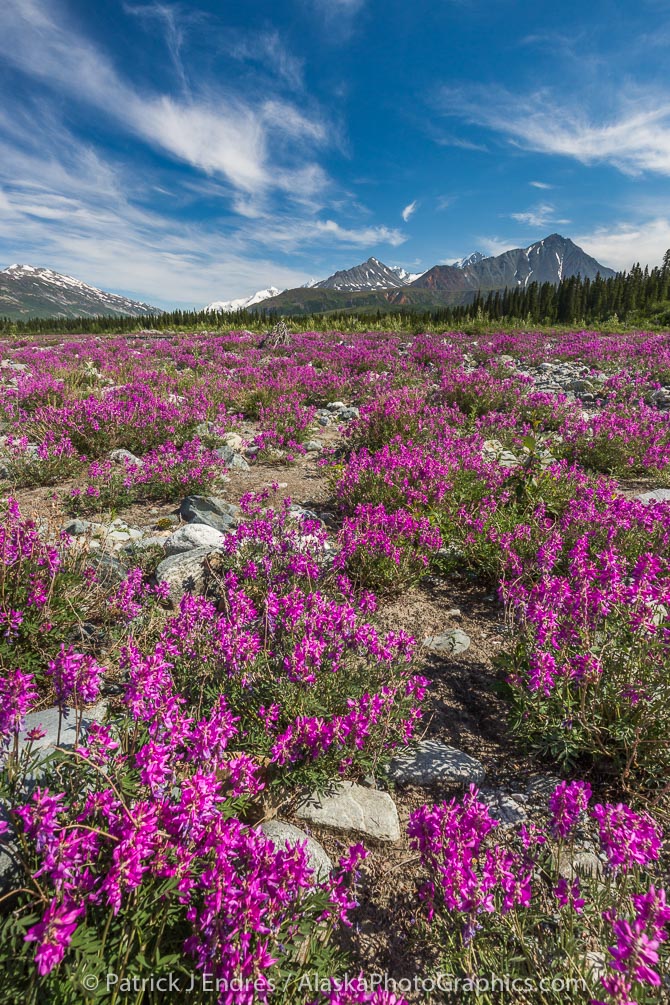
[1,235,616,321]
[252,235,615,315]
[0,265,159,320]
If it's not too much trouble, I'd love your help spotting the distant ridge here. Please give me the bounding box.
[0,264,160,320]
[255,234,616,315]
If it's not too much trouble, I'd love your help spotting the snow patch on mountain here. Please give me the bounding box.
[0,264,159,318]
[205,288,282,312]
[452,252,486,269]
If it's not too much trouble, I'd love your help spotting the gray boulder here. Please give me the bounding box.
[388,740,485,786]
[260,820,333,883]
[18,701,107,756]
[478,789,528,827]
[109,449,143,467]
[297,781,400,842]
[636,488,670,505]
[180,495,239,533]
[423,629,471,656]
[163,524,228,556]
[155,547,219,604]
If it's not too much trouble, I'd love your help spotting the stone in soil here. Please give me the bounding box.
[423,628,471,656]
[525,773,563,804]
[259,820,333,882]
[155,547,219,604]
[635,488,670,505]
[478,789,528,827]
[179,495,239,533]
[18,701,107,756]
[214,446,251,470]
[387,739,485,786]
[109,448,143,466]
[88,552,128,587]
[297,781,400,842]
[163,523,228,556]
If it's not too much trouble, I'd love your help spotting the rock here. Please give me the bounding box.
[87,552,128,587]
[155,547,218,604]
[326,401,347,411]
[214,445,236,464]
[338,407,360,421]
[635,488,670,505]
[222,432,243,451]
[478,789,528,827]
[498,450,520,468]
[122,535,168,553]
[180,495,239,533]
[195,421,216,438]
[304,440,322,452]
[555,847,604,881]
[260,820,333,883]
[18,701,107,756]
[525,773,563,804]
[228,453,250,471]
[297,781,400,843]
[423,629,471,656]
[62,518,95,536]
[109,448,143,467]
[163,524,227,556]
[317,417,329,427]
[388,740,485,786]
[106,528,144,545]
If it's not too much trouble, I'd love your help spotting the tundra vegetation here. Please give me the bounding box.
[0,327,668,1004]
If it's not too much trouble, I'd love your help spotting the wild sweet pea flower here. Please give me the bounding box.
[309,979,408,1005]
[24,898,85,976]
[591,803,663,872]
[553,877,585,914]
[595,886,670,1003]
[408,786,533,936]
[549,780,592,838]
[45,645,104,710]
[0,666,37,745]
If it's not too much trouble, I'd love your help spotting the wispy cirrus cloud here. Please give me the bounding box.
[530,180,554,189]
[438,84,670,177]
[0,0,326,201]
[402,200,418,223]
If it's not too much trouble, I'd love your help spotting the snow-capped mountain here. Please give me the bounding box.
[452,252,486,269]
[391,266,425,283]
[413,235,615,292]
[0,264,159,320]
[205,287,282,313]
[312,257,412,290]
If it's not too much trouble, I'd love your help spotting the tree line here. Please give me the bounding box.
[2,252,670,336]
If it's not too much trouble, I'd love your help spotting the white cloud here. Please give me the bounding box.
[530,181,553,189]
[575,218,670,271]
[402,200,418,223]
[439,84,670,177]
[245,218,406,252]
[477,236,520,257]
[510,203,571,228]
[436,195,454,210]
[124,3,193,95]
[0,0,327,199]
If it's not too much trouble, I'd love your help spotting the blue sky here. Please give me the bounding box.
[2,0,670,308]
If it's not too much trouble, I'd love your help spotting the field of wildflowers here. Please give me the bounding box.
[0,327,668,1003]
